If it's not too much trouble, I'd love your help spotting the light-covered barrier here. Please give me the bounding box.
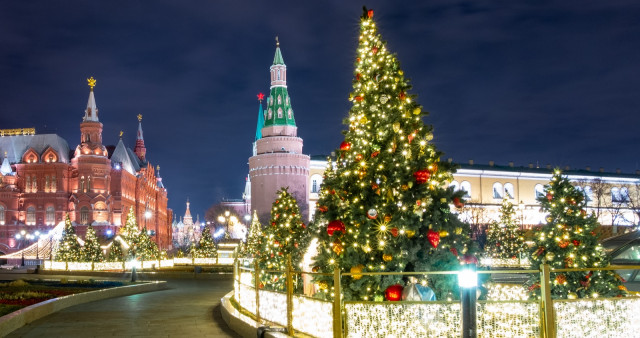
[554,297,640,337]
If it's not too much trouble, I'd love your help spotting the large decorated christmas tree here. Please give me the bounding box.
[193,225,217,258]
[108,239,125,262]
[83,225,104,262]
[527,170,626,299]
[55,214,83,261]
[258,187,309,290]
[484,198,524,260]
[310,8,475,301]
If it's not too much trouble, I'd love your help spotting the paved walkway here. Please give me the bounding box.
[5,273,240,337]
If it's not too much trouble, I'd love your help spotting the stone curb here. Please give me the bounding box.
[37,270,233,280]
[0,280,168,337]
[220,291,289,338]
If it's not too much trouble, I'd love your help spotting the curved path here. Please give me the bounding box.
[6,274,239,337]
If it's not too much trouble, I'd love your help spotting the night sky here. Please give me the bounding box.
[1,1,639,219]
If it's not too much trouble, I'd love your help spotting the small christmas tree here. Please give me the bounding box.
[527,170,626,299]
[55,214,83,261]
[244,210,262,258]
[120,208,140,259]
[259,187,309,290]
[194,226,217,258]
[82,225,104,262]
[310,8,475,301]
[108,239,125,262]
[137,228,160,261]
[484,198,524,260]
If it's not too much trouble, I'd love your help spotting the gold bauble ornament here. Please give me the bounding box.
[413,107,421,115]
[406,230,416,238]
[318,281,328,290]
[425,133,433,141]
[351,264,364,280]
[545,252,555,261]
[384,215,392,222]
[360,116,368,124]
[401,184,409,191]
[567,292,578,300]
[333,242,344,255]
[382,254,393,262]
[455,227,463,235]
[439,230,449,237]
[393,122,400,133]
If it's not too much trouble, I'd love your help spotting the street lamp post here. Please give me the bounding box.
[459,264,478,338]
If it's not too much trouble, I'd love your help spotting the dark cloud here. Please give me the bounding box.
[1,0,639,217]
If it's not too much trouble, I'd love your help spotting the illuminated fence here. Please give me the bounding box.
[42,256,231,271]
[232,258,640,338]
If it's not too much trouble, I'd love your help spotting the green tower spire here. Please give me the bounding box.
[264,37,296,128]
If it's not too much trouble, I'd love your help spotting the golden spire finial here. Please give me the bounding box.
[119,130,123,138]
[275,36,279,47]
[137,114,143,122]
[156,165,160,171]
[87,77,96,90]
[3,151,6,158]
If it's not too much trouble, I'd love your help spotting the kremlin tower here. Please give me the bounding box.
[249,38,310,221]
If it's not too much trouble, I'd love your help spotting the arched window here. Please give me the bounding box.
[450,180,459,191]
[493,183,503,199]
[51,175,57,192]
[277,69,281,80]
[621,187,630,202]
[46,206,55,225]
[288,108,292,119]
[0,205,5,225]
[31,175,37,192]
[583,186,593,202]
[268,108,273,119]
[460,181,471,198]
[278,95,282,104]
[286,96,289,105]
[26,206,36,225]
[277,108,283,118]
[611,187,622,203]
[80,206,90,225]
[535,184,545,199]
[310,174,323,194]
[504,183,514,199]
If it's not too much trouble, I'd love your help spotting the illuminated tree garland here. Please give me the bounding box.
[485,198,524,260]
[82,225,104,262]
[193,225,217,258]
[526,169,627,299]
[310,7,476,302]
[244,210,262,258]
[54,213,83,262]
[137,227,160,260]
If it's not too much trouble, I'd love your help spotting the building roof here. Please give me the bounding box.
[0,134,70,164]
[110,138,140,175]
[264,87,296,127]
[255,103,264,141]
[273,38,284,65]
[455,162,640,180]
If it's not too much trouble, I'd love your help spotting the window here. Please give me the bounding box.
[504,183,514,199]
[310,175,323,194]
[286,96,289,105]
[288,108,292,119]
[268,108,273,119]
[31,175,37,192]
[493,183,503,199]
[450,180,459,191]
[611,187,623,203]
[460,181,471,198]
[277,69,281,80]
[621,187,630,202]
[46,206,55,225]
[535,184,545,199]
[277,108,283,118]
[583,186,593,202]
[51,175,56,192]
[0,205,5,225]
[278,95,282,104]
[26,206,36,225]
[80,206,90,225]
[25,176,31,192]
[312,179,318,193]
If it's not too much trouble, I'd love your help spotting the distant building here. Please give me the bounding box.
[172,200,202,249]
[0,78,172,254]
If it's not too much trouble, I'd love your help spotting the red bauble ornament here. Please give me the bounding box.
[558,240,569,248]
[355,154,363,161]
[572,240,580,247]
[450,248,459,256]
[399,91,406,100]
[462,255,478,265]
[390,228,399,237]
[453,197,464,208]
[340,141,352,151]
[546,193,553,201]
[427,229,440,248]
[372,46,379,54]
[413,169,431,184]
[354,96,363,102]
[318,205,328,213]
[327,220,346,236]
[384,284,403,301]
[371,151,380,158]
[356,73,361,81]
[367,9,374,18]
[407,133,415,144]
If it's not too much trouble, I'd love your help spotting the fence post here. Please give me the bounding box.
[286,255,294,335]
[540,264,556,338]
[254,259,261,323]
[333,267,343,338]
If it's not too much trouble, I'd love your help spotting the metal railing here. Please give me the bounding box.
[233,256,640,338]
